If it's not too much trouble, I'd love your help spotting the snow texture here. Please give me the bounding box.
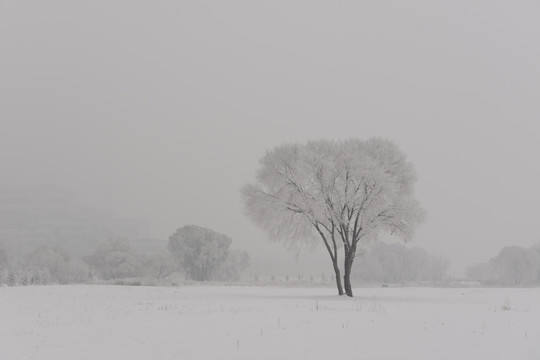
[2,285,538,359]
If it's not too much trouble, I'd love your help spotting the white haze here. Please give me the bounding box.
[1,1,539,277]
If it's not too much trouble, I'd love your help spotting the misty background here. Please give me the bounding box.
[1,1,539,278]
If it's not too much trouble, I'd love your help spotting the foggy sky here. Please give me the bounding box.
[1,1,539,276]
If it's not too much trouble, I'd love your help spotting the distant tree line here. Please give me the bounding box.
[352,242,449,284]
[466,244,540,286]
[0,225,250,286]
[0,245,88,286]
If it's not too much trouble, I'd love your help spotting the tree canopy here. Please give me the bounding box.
[242,138,424,296]
[168,225,233,281]
[84,238,142,280]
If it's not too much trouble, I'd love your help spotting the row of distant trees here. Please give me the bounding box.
[352,242,449,284]
[0,246,89,285]
[0,225,250,286]
[466,244,540,286]
[4,230,539,288]
[0,241,171,286]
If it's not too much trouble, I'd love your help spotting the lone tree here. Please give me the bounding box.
[241,138,424,296]
[168,225,232,281]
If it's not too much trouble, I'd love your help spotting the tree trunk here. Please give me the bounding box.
[344,273,353,297]
[333,260,344,296]
[343,248,356,297]
[314,225,344,295]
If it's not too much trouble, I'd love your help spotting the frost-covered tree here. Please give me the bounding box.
[26,246,69,283]
[490,246,540,286]
[353,242,448,284]
[140,252,177,280]
[352,252,383,282]
[168,225,233,281]
[242,138,424,296]
[84,238,142,280]
[7,270,16,286]
[214,249,250,282]
[20,271,30,286]
[465,262,498,284]
[26,246,89,284]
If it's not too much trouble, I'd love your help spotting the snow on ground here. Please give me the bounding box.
[1,285,539,360]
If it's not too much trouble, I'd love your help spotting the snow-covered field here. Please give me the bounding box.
[2,285,538,360]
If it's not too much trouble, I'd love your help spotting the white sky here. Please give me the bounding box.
[1,1,539,276]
